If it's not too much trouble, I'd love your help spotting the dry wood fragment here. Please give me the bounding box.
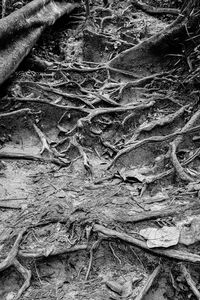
[135,265,161,300]
[180,264,200,300]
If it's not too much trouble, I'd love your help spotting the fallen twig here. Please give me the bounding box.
[0,108,31,119]
[93,224,200,263]
[180,264,200,299]
[135,265,161,300]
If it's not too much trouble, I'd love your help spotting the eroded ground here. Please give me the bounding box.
[1,0,200,299]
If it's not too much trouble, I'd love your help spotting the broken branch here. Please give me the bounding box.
[135,265,161,300]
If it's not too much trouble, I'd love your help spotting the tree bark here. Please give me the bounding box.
[0,0,78,86]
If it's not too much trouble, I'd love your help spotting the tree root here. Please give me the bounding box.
[0,0,78,86]
[109,124,200,169]
[12,97,88,114]
[77,100,155,127]
[180,264,200,300]
[53,61,142,79]
[135,265,161,300]
[36,84,95,108]
[131,0,180,16]
[0,230,25,271]
[0,230,31,300]
[113,205,184,223]
[13,259,31,300]
[170,109,200,182]
[72,136,93,174]
[33,123,54,156]
[93,224,200,263]
[0,108,31,119]
[129,104,189,142]
[32,123,64,159]
[0,151,69,166]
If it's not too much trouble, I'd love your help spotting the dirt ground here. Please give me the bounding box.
[1,0,200,299]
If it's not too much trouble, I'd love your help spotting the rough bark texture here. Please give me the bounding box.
[0,0,78,85]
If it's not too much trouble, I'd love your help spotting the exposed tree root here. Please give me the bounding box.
[131,0,180,16]
[77,100,155,127]
[109,124,200,169]
[113,205,186,223]
[35,84,95,108]
[170,109,200,182]
[13,259,31,300]
[93,224,200,263]
[130,104,189,141]
[0,151,69,166]
[32,123,64,159]
[135,265,161,300]
[0,0,78,85]
[12,97,88,114]
[0,230,25,271]
[0,108,31,119]
[0,231,31,300]
[180,264,200,300]
[33,123,55,156]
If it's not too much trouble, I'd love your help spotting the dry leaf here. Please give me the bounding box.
[119,169,146,183]
[121,280,133,298]
[105,280,123,295]
[140,226,180,248]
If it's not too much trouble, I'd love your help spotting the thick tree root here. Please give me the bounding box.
[93,224,200,263]
[13,259,31,300]
[109,124,200,169]
[0,0,78,86]
[131,0,180,16]
[0,231,31,300]
[135,265,161,300]
[170,109,200,182]
[129,104,189,141]
[77,101,155,127]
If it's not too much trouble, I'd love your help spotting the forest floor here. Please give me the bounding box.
[1,0,200,299]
